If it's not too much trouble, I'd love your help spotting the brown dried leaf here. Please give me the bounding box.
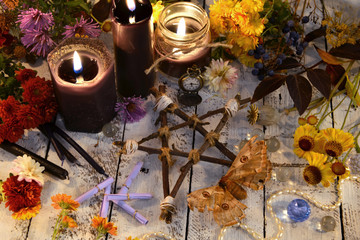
[315,46,344,65]
[286,75,312,115]
[329,43,360,60]
[306,69,331,99]
[326,64,346,90]
[91,0,111,22]
[304,27,326,42]
[276,57,301,70]
[251,75,286,103]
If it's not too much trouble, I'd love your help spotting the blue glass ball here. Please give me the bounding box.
[287,199,311,222]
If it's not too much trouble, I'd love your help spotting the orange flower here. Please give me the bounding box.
[51,194,79,211]
[91,215,117,236]
[61,215,78,228]
[12,203,41,220]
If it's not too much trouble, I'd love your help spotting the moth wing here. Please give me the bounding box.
[187,186,218,212]
[213,190,247,226]
[227,138,272,190]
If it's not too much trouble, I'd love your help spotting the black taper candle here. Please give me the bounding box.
[111,0,155,97]
[0,141,69,180]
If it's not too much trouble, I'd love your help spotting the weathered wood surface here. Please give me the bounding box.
[1,0,360,239]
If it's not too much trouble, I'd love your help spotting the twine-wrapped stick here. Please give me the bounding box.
[157,86,173,223]
[150,87,251,161]
[156,92,248,223]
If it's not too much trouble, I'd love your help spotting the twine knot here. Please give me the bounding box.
[158,126,170,140]
[158,147,175,166]
[122,140,138,154]
[225,97,241,117]
[160,196,177,215]
[155,95,174,112]
[189,114,203,129]
[188,149,200,164]
[205,131,220,147]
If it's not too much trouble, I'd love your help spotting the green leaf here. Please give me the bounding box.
[345,77,360,106]
[286,74,312,115]
[329,43,360,60]
[306,69,331,99]
[251,75,286,103]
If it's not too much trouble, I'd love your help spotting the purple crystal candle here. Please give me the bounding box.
[111,0,155,97]
[47,38,116,133]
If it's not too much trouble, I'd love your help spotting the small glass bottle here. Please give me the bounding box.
[154,2,211,78]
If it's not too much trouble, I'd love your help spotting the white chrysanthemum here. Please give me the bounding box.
[11,155,45,186]
[204,58,238,95]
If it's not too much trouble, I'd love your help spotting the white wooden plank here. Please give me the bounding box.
[109,79,195,239]
[27,116,123,240]
[0,129,48,240]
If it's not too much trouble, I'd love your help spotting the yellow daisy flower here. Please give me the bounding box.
[152,1,164,24]
[320,128,354,158]
[331,161,351,180]
[303,152,335,187]
[293,124,324,159]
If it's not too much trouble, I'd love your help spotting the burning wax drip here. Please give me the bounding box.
[127,0,136,24]
[73,51,84,84]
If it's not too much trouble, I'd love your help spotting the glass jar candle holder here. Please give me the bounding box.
[154,2,211,78]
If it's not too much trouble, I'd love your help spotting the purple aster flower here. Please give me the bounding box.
[17,8,54,31]
[115,97,147,123]
[63,16,101,39]
[21,29,56,57]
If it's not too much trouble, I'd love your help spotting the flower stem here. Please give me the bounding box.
[340,71,360,129]
[316,60,355,128]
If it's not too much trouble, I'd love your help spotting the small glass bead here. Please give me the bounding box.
[320,216,336,232]
[266,136,281,152]
[237,127,251,140]
[102,122,118,137]
[250,128,264,141]
[287,199,311,222]
[276,168,292,182]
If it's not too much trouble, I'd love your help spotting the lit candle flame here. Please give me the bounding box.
[177,18,186,36]
[126,0,136,12]
[126,0,136,24]
[73,51,83,74]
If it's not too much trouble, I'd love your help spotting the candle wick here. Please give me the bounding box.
[76,74,84,84]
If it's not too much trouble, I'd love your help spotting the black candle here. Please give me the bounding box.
[0,141,69,180]
[111,0,155,97]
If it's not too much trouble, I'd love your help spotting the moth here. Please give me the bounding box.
[187,137,272,226]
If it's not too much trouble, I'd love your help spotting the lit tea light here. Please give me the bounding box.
[154,2,211,78]
[177,18,186,36]
[126,0,136,24]
[73,51,84,84]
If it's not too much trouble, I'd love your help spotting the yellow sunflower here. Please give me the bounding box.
[303,152,335,187]
[293,124,324,159]
[320,128,354,158]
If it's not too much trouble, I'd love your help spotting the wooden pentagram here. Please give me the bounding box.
[114,85,252,223]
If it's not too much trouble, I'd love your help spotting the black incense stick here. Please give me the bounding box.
[46,123,108,177]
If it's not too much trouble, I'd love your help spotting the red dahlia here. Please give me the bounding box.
[2,118,24,143]
[0,95,21,120]
[22,77,53,105]
[17,104,42,129]
[15,68,37,83]
[2,175,42,213]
